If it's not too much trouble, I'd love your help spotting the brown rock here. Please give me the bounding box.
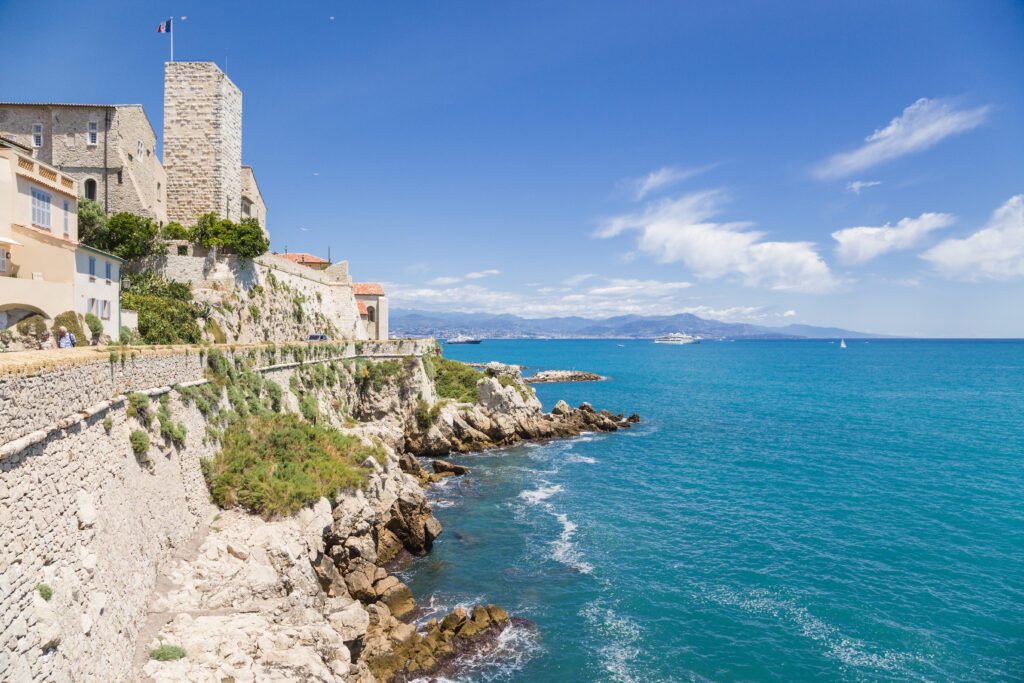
[432,459,471,476]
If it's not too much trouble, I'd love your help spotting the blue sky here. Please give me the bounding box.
[2,1,1023,336]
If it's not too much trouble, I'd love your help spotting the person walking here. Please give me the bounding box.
[56,326,76,349]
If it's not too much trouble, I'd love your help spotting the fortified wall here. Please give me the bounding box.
[0,340,434,682]
[129,251,369,342]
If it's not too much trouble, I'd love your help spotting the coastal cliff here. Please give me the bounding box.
[0,343,634,682]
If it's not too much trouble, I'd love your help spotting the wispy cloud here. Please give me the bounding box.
[783,309,797,317]
[597,190,835,292]
[464,269,501,280]
[621,164,717,200]
[814,98,989,180]
[832,212,956,265]
[922,195,1024,280]
[846,180,882,194]
[562,273,597,286]
[428,276,461,285]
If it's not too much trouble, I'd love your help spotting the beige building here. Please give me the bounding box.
[241,165,267,231]
[0,138,78,328]
[74,244,123,341]
[353,282,388,340]
[0,103,167,223]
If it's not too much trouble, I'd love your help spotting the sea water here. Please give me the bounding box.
[399,340,1024,682]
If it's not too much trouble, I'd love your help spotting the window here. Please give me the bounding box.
[87,121,99,146]
[242,198,252,217]
[87,298,97,315]
[137,141,143,158]
[84,178,97,201]
[63,200,70,235]
[117,170,122,185]
[31,188,51,228]
[105,262,112,281]
[101,300,111,320]
[32,124,43,148]
[0,249,6,274]
[88,256,96,280]
[367,306,376,323]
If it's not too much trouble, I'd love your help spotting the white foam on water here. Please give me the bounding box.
[409,619,540,683]
[703,586,930,677]
[566,453,597,464]
[518,484,563,504]
[581,600,647,683]
[550,513,593,574]
[415,592,487,627]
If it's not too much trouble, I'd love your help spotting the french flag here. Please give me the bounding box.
[157,18,172,33]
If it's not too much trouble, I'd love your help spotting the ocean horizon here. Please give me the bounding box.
[402,339,1024,682]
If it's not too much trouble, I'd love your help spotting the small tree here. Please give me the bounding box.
[161,222,190,240]
[52,311,86,345]
[86,212,165,261]
[76,198,108,245]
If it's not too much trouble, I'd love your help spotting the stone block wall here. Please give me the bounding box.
[163,62,243,224]
[0,342,435,682]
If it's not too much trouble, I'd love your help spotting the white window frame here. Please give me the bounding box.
[32,123,43,148]
[101,300,111,320]
[63,200,70,236]
[31,187,52,228]
[87,121,99,146]
[137,140,143,158]
[87,297,97,315]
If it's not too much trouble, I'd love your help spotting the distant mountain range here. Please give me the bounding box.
[390,309,889,340]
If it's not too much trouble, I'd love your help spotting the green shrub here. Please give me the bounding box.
[122,273,201,345]
[157,394,187,447]
[83,211,165,260]
[84,313,103,340]
[205,319,227,344]
[16,314,49,340]
[433,357,482,403]
[119,326,134,344]
[190,213,269,259]
[299,393,320,424]
[149,643,187,661]
[161,222,190,240]
[52,311,86,345]
[130,429,150,456]
[414,399,444,431]
[127,392,151,425]
[76,197,107,245]
[36,583,52,601]
[265,380,283,412]
[248,304,261,321]
[102,416,113,432]
[201,413,372,518]
[354,359,402,393]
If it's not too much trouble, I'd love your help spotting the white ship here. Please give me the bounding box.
[653,333,701,345]
[445,334,482,345]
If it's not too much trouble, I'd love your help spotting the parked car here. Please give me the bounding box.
[307,333,330,342]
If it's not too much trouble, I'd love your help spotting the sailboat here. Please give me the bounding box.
[840,339,847,349]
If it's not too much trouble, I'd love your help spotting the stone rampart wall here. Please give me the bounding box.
[0,342,433,682]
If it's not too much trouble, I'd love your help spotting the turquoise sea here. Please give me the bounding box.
[400,340,1024,682]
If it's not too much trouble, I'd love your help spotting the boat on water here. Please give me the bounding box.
[653,333,701,345]
[840,339,847,349]
[445,334,483,345]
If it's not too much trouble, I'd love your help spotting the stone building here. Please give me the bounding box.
[0,102,166,223]
[163,62,244,224]
[0,138,79,327]
[241,165,267,232]
[354,282,389,340]
[275,251,330,270]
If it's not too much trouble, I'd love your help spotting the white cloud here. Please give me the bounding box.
[621,164,716,200]
[783,309,797,317]
[814,98,989,180]
[428,276,461,285]
[832,212,956,264]
[846,180,881,194]
[597,190,835,292]
[922,195,1024,280]
[562,273,597,286]
[464,269,501,280]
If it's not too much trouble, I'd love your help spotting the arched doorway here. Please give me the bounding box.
[84,178,97,201]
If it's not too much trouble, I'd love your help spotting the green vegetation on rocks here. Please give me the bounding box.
[84,313,103,340]
[36,584,52,601]
[121,273,202,345]
[130,430,150,456]
[432,356,482,403]
[149,643,187,661]
[201,413,374,518]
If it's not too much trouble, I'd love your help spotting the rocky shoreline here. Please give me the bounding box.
[138,355,637,682]
[525,369,605,384]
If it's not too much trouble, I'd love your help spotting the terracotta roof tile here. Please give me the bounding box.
[357,301,369,315]
[353,282,384,295]
[275,252,329,265]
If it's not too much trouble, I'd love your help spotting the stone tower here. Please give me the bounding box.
[163,62,242,224]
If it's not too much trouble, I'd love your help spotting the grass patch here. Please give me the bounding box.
[149,643,187,661]
[433,357,482,403]
[126,392,151,426]
[102,416,113,433]
[36,584,52,601]
[414,398,447,431]
[130,429,150,456]
[201,413,374,518]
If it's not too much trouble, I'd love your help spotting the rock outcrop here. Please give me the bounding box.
[525,369,605,383]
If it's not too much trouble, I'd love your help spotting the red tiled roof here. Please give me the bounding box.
[276,252,329,265]
[353,282,384,295]
[357,301,369,316]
